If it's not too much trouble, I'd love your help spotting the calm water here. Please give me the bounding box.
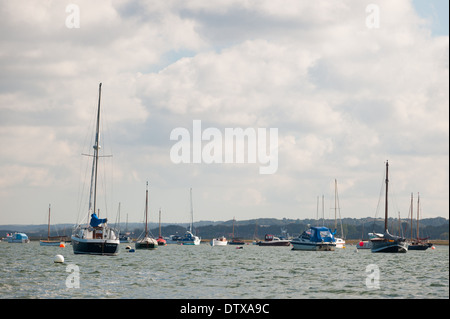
[0,242,448,299]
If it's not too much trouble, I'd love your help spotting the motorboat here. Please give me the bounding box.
[335,237,346,249]
[291,226,336,251]
[210,236,228,246]
[257,234,291,246]
[7,232,30,243]
[178,231,201,245]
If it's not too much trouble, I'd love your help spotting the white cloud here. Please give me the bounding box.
[0,0,448,224]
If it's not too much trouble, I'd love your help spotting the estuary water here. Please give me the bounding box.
[0,242,448,299]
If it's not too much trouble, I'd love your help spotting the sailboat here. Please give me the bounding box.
[40,204,67,246]
[135,182,158,250]
[228,217,245,245]
[178,188,201,245]
[333,180,346,248]
[369,161,408,253]
[408,193,433,250]
[118,203,132,243]
[156,208,167,246]
[71,83,120,256]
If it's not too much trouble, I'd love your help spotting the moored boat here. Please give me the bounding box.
[178,231,201,245]
[408,193,433,251]
[156,208,166,246]
[211,236,228,246]
[178,188,201,245]
[7,232,30,243]
[257,234,291,246]
[40,204,68,246]
[291,226,336,251]
[228,217,244,245]
[135,182,158,250]
[369,161,407,253]
[165,234,182,244]
[71,83,120,256]
[335,237,346,249]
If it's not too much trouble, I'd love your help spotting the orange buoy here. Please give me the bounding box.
[59,242,65,248]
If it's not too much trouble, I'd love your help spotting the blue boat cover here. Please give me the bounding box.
[310,226,336,243]
[90,213,107,227]
[15,233,28,240]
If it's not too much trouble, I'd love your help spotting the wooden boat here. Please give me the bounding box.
[370,161,408,253]
[40,204,68,246]
[228,217,245,245]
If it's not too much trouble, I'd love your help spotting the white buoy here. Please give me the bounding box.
[54,254,64,263]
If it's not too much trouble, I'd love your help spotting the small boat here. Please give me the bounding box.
[117,203,132,243]
[156,208,166,246]
[335,237,346,249]
[71,84,120,256]
[135,182,158,250]
[119,233,132,243]
[257,234,291,246]
[291,226,336,251]
[228,217,244,245]
[408,193,433,251]
[357,240,372,249]
[157,236,167,246]
[7,232,30,243]
[211,236,228,246]
[178,231,201,245]
[165,234,182,244]
[178,188,201,245]
[40,204,68,246]
[228,238,245,245]
[333,179,346,249]
[370,161,407,253]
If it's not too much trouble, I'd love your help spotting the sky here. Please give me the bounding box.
[0,0,448,225]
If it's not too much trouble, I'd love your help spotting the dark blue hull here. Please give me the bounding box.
[371,240,407,253]
[72,238,120,256]
[408,243,432,250]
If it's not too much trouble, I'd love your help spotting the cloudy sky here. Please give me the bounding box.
[0,0,448,226]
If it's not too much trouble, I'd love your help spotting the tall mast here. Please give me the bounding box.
[159,208,162,237]
[316,196,319,226]
[88,83,102,215]
[190,188,194,233]
[410,193,413,242]
[47,204,51,240]
[417,192,420,239]
[322,194,324,226]
[93,83,102,215]
[145,181,149,236]
[334,179,337,230]
[384,161,389,232]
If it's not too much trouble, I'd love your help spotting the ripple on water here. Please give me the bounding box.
[0,243,448,299]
